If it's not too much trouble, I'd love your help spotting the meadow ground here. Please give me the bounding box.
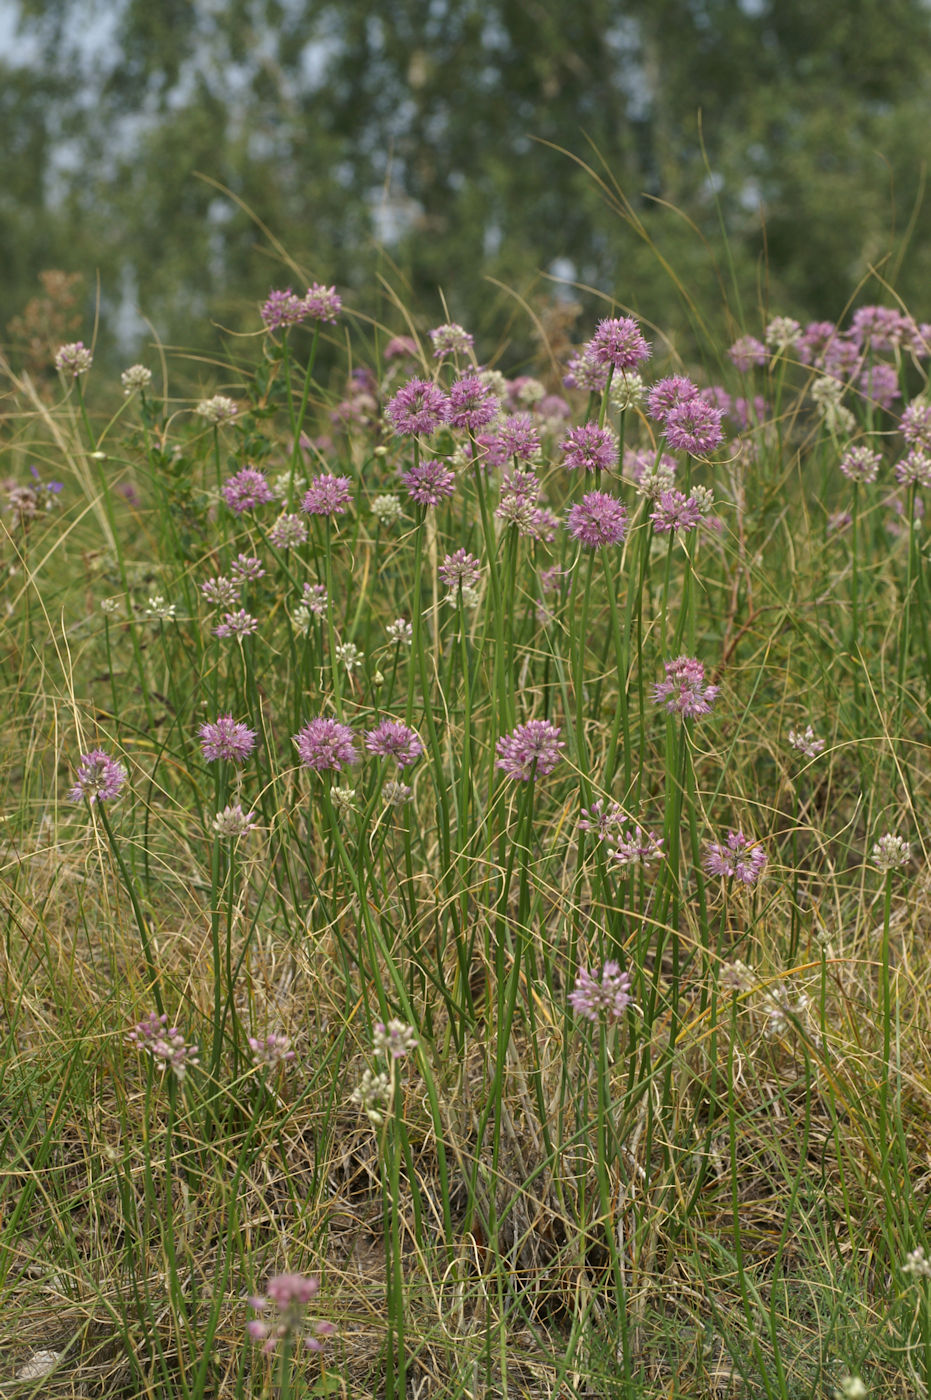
[1,288,931,1399]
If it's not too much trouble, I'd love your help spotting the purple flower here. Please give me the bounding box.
[561,422,619,474]
[586,316,651,371]
[261,289,309,331]
[293,718,358,772]
[364,720,424,768]
[859,361,900,411]
[249,1033,296,1067]
[703,830,767,885]
[230,554,266,583]
[301,473,352,517]
[607,826,665,867]
[268,513,309,549]
[732,395,768,430]
[647,375,699,424]
[663,398,724,456]
[200,715,258,764]
[569,962,634,1022]
[728,336,768,372]
[895,448,931,488]
[439,549,481,591]
[650,489,701,535]
[385,335,419,360]
[578,799,625,838]
[213,609,259,639]
[429,323,474,358]
[495,719,564,781]
[222,468,275,515]
[400,458,456,508]
[69,749,128,804]
[901,399,931,450]
[797,321,838,366]
[567,490,628,548]
[850,306,908,352]
[385,378,448,436]
[302,283,342,322]
[247,1274,334,1357]
[563,348,610,393]
[652,656,719,718]
[444,374,499,431]
[822,338,861,381]
[702,385,733,416]
[839,445,881,484]
[500,466,540,504]
[127,1012,200,1081]
[492,413,541,462]
[624,446,677,484]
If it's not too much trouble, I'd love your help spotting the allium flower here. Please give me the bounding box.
[797,320,838,365]
[385,378,448,436]
[578,799,625,837]
[249,1033,296,1067]
[351,1068,392,1123]
[293,718,358,772]
[610,372,646,411]
[901,399,931,450]
[444,374,499,430]
[569,962,634,1022]
[647,375,699,424]
[261,288,309,330]
[429,322,474,358]
[822,337,861,381]
[850,305,908,351]
[495,719,564,781]
[563,347,610,393]
[247,1274,334,1356]
[384,334,418,360]
[728,335,768,371]
[606,826,665,867]
[704,830,767,885]
[562,422,619,474]
[439,548,481,591]
[334,641,363,672]
[301,473,352,517]
[895,448,931,488]
[507,375,545,408]
[871,833,911,871]
[127,1012,200,1081]
[702,385,733,416]
[329,784,358,815]
[652,656,719,718]
[650,489,701,535]
[903,1247,931,1280]
[371,493,405,525]
[200,577,237,610]
[624,446,677,485]
[200,715,258,764]
[733,395,768,430]
[839,445,881,484]
[586,316,651,371]
[54,341,93,377]
[859,361,900,411]
[213,609,259,639]
[566,490,628,548]
[788,725,825,759]
[230,554,266,583]
[385,617,412,647]
[69,749,128,804]
[268,512,309,549]
[121,364,152,394]
[222,468,274,514]
[765,317,802,352]
[197,395,238,424]
[383,779,413,806]
[664,398,725,456]
[212,803,258,837]
[493,412,541,462]
[365,720,424,768]
[374,1019,418,1058]
[400,458,456,507]
[302,282,342,322]
[719,959,755,993]
[143,595,176,622]
[302,582,328,615]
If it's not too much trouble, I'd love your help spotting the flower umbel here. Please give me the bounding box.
[704,830,767,885]
[652,656,719,718]
[495,719,565,781]
[569,962,634,1022]
[293,718,358,772]
[247,1274,334,1356]
[69,749,128,804]
[127,1012,199,1081]
[199,715,258,765]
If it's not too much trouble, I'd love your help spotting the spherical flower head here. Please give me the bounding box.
[495,719,564,781]
[429,322,474,358]
[383,779,413,806]
[647,375,699,424]
[248,1274,333,1356]
[903,1246,931,1280]
[624,446,677,485]
[765,317,802,352]
[850,305,908,351]
[788,725,825,759]
[493,412,541,462]
[562,422,619,474]
[901,399,931,450]
[386,617,412,646]
[54,341,93,377]
[69,749,128,804]
[400,458,456,508]
[268,512,309,549]
[371,493,405,525]
[121,364,152,395]
[586,316,651,372]
[301,473,352,517]
[567,490,628,548]
[222,468,274,514]
[704,830,767,885]
[127,1012,199,1081]
[261,288,309,330]
[334,641,363,673]
[200,714,258,765]
[822,337,861,381]
[610,371,646,411]
[444,374,499,431]
[578,799,625,837]
[249,1033,295,1067]
[650,489,701,535]
[302,282,342,322]
[201,576,240,608]
[506,375,545,408]
[293,717,358,772]
[302,581,328,615]
[385,378,448,436]
[797,321,838,365]
[365,719,424,768]
[439,548,481,592]
[895,448,931,488]
[728,335,768,372]
[374,1019,418,1058]
[384,334,419,360]
[607,826,665,867]
[569,962,634,1022]
[664,397,724,456]
[720,959,755,993]
[839,445,881,484]
[212,802,258,838]
[652,656,719,718]
[214,609,259,639]
[859,361,900,411]
[563,347,610,393]
[197,394,238,424]
[871,832,911,871]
